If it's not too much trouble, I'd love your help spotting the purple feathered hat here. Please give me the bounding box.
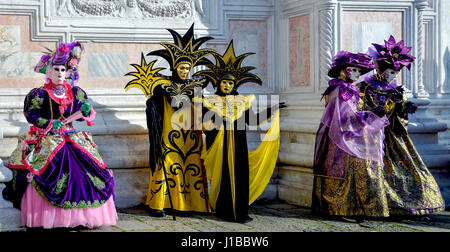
[368,35,415,73]
[34,41,84,74]
[328,51,375,78]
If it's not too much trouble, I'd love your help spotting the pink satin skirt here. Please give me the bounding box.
[21,183,118,229]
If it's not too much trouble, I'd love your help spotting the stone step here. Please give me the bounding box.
[415,144,450,155]
[421,154,450,168]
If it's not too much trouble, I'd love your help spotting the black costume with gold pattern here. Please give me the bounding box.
[125,24,214,213]
[195,41,281,223]
[358,76,445,215]
[355,35,445,215]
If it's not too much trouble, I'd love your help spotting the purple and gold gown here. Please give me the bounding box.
[3,81,117,228]
[358,74,445,215]
[312,79,390,217]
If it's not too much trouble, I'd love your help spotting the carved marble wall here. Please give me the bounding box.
[443,1,450,94]
[56,0,203,19]
[1,0,448,209]
[0,0,277,208]
[288,14,311,88]
[277,0,449,207]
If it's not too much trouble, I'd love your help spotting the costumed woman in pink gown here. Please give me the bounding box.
[3,42,118,229]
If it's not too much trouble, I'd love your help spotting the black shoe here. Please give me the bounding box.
[237,216,253,223]
[149,209,166,217]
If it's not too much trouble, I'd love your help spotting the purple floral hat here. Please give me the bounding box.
[328,51,375,78]
[34,41,84,74]
[368,35,415,72]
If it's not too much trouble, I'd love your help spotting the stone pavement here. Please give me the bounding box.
[7,200,448,233]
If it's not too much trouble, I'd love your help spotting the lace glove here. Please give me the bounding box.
[81,101,92,117]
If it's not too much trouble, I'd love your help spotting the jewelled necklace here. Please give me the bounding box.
[52,85,66,96]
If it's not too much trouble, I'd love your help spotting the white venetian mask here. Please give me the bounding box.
[345,67,362,82]
[47,65,67,84]
[383,68,399,83]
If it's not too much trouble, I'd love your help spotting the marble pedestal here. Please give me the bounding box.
[408,98,450,207]
[0,158,23,232]
[408,98,450,167]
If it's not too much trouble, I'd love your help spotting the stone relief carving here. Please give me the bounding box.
[0,26,20,77]
[0,26,40,78]
[58,0,125,17]
[137,0,192,18]
[56,0,204,19]
[0,27,17,59]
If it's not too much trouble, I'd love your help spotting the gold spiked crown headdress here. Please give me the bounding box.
[147,23,215,71]
[193,40,262,90]
[124,53,170,98]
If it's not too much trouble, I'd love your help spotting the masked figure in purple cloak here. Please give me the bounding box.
[2,42,117,229]
[358,36,444,215]
[312,51,391,218]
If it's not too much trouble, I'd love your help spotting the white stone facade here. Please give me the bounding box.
[0,0,448,209]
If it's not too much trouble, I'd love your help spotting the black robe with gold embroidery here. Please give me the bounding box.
[144,77,209,213]
[202,92,279,222]
[358,76,445,215]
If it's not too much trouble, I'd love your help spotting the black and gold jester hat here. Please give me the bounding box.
[193,40,262,90]
[147,23,215,71]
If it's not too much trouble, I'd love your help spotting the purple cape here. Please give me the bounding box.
[320,82,389,164]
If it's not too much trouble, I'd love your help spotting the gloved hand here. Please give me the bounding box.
[81,101,92,117]
[279,102,287,109]
[395,86,405,93]
[390,92,404,103]
[52,120,64,130]
[405,101,418,114]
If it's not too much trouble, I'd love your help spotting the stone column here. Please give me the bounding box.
[407,0,450,207]
[408,0,449,171]
[414,0,429,98]
[318,0,337,91]
[0,130,22,231]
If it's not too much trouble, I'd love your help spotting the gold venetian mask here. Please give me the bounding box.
[175,62,192,80]
[219,79,235,95]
